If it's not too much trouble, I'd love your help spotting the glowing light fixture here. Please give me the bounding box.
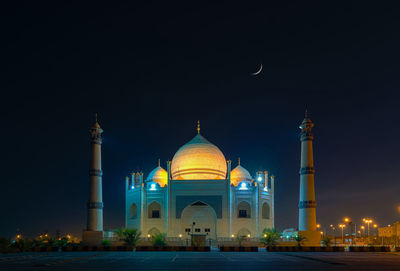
[257,176,262,182]
[150,183,156,191]
[247,234,251,238]
[239,182,248,190]
[131,185,134,189]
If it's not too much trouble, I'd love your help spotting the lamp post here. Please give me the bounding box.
[339,224,346,244]
[362,218,373,237]
[330,224,336,245]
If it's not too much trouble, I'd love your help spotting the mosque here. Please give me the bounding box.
[83,114,319,246]
[124,123,274,242]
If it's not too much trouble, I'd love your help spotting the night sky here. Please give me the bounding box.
[1,1,400,237]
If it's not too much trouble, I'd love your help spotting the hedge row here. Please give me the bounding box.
[219,246,258,252]
[266,246,345,252]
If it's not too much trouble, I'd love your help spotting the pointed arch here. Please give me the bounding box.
[237,228,251,237]
[148,201,162,218]
[148,227,160,236]
[262,202,270,219]
[237,201,251,218]
[130,203,137,219]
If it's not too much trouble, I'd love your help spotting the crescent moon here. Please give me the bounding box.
[251,64,263,75]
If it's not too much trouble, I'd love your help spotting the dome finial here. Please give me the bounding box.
[305,109,308,118]
[95,113,98,123]
[197,120,200,134]
[238,157,241,166]
[158,158,160,167]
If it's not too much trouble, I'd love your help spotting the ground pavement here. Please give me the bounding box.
[1,250,400,270]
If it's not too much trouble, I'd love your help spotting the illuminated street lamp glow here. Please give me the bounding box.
[316,224,321,228]
[362,218,373,237]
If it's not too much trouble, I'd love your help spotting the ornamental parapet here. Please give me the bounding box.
[87,202,104,209]
[298,200,316,209]
[89,169,103,177]
[300,132,313,141]
[91,135,102,144]
[299,167,315,175]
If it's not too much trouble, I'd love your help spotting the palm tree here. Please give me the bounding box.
[261,228,281,247]
[294,234,306,248]
[115,228,141,247]
[322,236,331,247]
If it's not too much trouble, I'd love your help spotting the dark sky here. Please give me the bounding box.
[1,1,400,237]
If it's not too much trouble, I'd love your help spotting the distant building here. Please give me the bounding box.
[378,222,400,237]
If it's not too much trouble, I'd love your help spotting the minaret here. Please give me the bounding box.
[298,111,320,245]
[83,114,104,244]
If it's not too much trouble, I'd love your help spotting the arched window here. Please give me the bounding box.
[130,203,137,219]
[237,201,251,218]
[148,201,161,219]
[262,202,270,219]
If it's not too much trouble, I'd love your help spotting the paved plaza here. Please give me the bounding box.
[1,251,400,270]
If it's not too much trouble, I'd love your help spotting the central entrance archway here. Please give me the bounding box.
[181,201,217,242]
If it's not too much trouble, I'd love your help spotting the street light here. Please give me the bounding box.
[339,224,346,244]
[362,218,373,237]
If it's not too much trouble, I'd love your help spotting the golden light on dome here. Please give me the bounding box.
[147,164,168,187]
[230,161,252,186]
[171,133,227,180]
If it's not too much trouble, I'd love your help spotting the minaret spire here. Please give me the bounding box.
[83,113,104,245]
[298,111,320,245]
[197,120,200,134]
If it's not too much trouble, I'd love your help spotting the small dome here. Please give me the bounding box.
[231,165,252,186]
[171,133,227,180]
[147,166,168,187]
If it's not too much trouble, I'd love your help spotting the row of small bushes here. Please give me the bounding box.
[220,246,258,252]
[0,237,78,253]
[266,246,345,252]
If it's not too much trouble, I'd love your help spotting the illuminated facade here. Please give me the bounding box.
[125,124,275,240]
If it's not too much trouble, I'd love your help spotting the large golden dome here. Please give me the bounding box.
[171,133,227,180]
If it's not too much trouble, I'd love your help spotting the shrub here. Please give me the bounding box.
[152,233,167,247]
[115,228,141,247]
[294,234,306,248]
[0,237,11,253]
[261,228,281,247]
[322,236,331,247]
[101,239,111,246]
[236,235,246,247]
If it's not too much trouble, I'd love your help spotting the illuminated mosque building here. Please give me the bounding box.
[125,122,275,240]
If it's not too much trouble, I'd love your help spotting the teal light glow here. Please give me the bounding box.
[239,182,248,190]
